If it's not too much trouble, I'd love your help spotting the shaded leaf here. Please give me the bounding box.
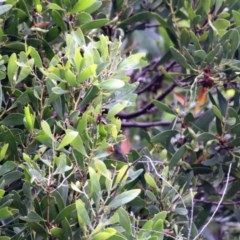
[108,189,141,209]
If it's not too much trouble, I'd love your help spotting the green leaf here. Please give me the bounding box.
[151,130,178,153]
[212,105,223,121]
[41,120,54,140]
[89,167,101,205]
[232,10,240,26]
[107,101,128,119]
[0,236,10,240]
[1,113,24,126]
[7,53,17,87]
[0,4,12,15]
[118,11,167,29]
[23,105,35,132]
[169,145,186,169]
[170,47,190,69]
[118,53,147,71]
[55,203,76,223]
[47,3,65,11]
[100,79,125,90]
[27,222,47,238]
[75,199,91,230]
[28,46,42,68]
[50,227,64,240]
[92,228,118,240]
[153,100,176,115]
[173,207,188,215]
[212,18,230,30]
[81,19,109,31]
[52,86,69,95]
[0,207,12,221]
[71,135,88,156]
[65,69,77,87]
[21,211,46,222]
[51,10,67,31]
[71,0,96,13]
[77,64,97,83]
[117,208,132,237]
[0,161,16,176]
[108,189,141,209]
[57,130,79,150]
[79,85,99,109]
[144,172,159,192]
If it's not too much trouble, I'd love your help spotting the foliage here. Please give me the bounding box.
[1,0,240,239]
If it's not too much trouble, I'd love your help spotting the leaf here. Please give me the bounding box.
[77,64,97,83]
[47,3,65,11]
[0,236,10,240]
[217,89,228,117]
[0,207,12,221]
[0,161,16,176]
[27,222,47,238]
[41,120,53,140]
[232,10,240,26]
[75,199,91,230]
[21,211,46,222]
[173,208,188,215]
[71,0,96,13]
[116,208,132,237]
[212,18,230,30]
[23,105,35,132]
[153,100,176,115]
[107,101,128,119]
[151,130,178,153]
[71,135,88,156]
[212,105,223,121]
[170,47,190,69]
[79,85,99,109]
[108,189,141,209]
[118,11,167,29]
[28,46,42,68]
[169,145,186,169]
[0,143,9,162]
[92,228,118,240]
[1,113,24,126]
[81,19,109,31]
[7,53,17,87]
[52,86,69,95]
[55,203,76,223]
[144,172,159,192]
[57,130,79,150]
[89,167,101,205]
[118,53,147,71]
[0,4,12,15]
[100,79,125,90]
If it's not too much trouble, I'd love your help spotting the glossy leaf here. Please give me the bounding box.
[71,0,96,13]
[57,130,79,150]
[108,189,141,209]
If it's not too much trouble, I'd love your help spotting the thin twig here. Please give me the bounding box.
[136,61,177,94]
[194,199,240,206]
[118,83,177,119]
[193,163,232,240]
[188,188,194,240]
[121,120,174,128]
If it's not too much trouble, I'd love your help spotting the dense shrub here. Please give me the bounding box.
[1,0,240,239]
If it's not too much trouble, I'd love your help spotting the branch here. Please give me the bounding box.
[121,120,173,128]
[118,82,177,119]
[136,61,177,94]
[194,199,240,206]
